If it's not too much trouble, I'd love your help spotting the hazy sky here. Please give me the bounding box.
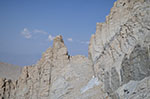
[0,0,116,66]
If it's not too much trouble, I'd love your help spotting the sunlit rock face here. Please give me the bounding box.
[0,36,96,99]
[0,0,150,99]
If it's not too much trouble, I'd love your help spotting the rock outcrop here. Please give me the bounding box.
[88,0,150,98]
[0,0,150,99]
[0,36,96,99]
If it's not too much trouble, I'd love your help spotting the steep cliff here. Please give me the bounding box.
[88,0,150,98]
[0,36,96,99]
[0,0,150,99]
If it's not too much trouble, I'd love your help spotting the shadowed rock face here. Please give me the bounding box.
[121,44,150,84]
[0,0,150,99]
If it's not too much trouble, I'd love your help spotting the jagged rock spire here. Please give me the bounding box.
[52,35,68,57]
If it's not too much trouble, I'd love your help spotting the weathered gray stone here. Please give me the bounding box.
[121,44,150,85]
[111,67,120,91]
[0,0,150,99]
[88,0,150,98]
[104,72,112,94]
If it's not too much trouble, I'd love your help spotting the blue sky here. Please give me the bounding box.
[0,0,116,66]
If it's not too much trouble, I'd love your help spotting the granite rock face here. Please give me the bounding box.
[88,0,150,98]
[0,0,150,99]
[0,36,97,99]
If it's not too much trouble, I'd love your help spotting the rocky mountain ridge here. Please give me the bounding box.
[0,0,150,99]
[0,62,22,80]
[88,0,150,98]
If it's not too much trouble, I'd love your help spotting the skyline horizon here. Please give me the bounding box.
[0,0,116,66]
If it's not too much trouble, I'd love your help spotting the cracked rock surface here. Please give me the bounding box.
[0,0,150,99]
